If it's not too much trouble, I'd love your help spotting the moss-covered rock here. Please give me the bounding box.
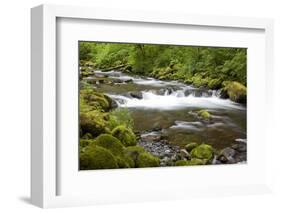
[81,88,112,111]
[124,146,145,164]
[81,132,93,139]
[80,111,108,137]
[116,156,135,168]
[136,152,160,168]
[92,134,124,156]
[197,109,211,120]
[111,125,137,147]
[223,81,247,103]
[185,142,199,152]
[80,145,118,170]
[79,139,93,148]
[190,144,214,161]
[175,158,207,166]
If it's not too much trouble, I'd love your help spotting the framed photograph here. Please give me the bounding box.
[31,4,274,208]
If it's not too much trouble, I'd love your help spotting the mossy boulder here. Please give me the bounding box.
[185,142,199,152]
[81,88,113,111]
[80,145,118,170]
[116,156,135,168]
[175,158,207,166]
[136,152,160,168]
[79,139,93,148]
[80,111,108,137]
[81,132,93,139]
[223,81,247,103]
[111,125,137,147]
[190,144,214,161]
[92,134,124,156]
[197,109,211,120]
[124,146,145,167]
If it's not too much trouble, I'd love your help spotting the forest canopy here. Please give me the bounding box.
[79,42,247,88]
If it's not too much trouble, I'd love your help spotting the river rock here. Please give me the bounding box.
[140,132,161,142]
[180,149,191,160]
[124,79,133,83]
[231,143,247,152]
[112,78,124,84]
[215,88,228,99]
[218,147,236,163]
[128,91,143,99]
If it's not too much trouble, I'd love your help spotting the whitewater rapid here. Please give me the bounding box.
[94,70,246,111]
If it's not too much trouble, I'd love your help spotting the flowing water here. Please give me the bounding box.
[85,70,246,150]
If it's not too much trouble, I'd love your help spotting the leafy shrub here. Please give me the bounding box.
[108,108,134,130]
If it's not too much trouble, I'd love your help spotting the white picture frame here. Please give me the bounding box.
[31,4,274,208]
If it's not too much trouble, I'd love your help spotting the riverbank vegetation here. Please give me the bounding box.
[79,42,247,103]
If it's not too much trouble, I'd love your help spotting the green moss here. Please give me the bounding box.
[116,156,134,168]
[185,142,198,152]
[81,132,93,139]
[190,144,214,161]
[111,125,137,147]
[197,110,211,119]
[79,139,93,148]
[136,152,160,168]
[175,160,189,166]
[175,158,206,166]
[223,81,247,103]
[80,111,109,137]
[92,134,124,156]
[208,78,222,89]
[124,146,146,167]
[80,145,118,170]
[80,88,112,111]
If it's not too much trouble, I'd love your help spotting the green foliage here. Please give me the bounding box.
[223,81,247,103]
[79,42,93,61]
[185,142,199,152]
[80,145,118,170]
[111,125,137,147]
[208,78,222,89]
[108,108,134,130]
[92,134,125,156]
[190,144,214,161]
[136,152,160,168]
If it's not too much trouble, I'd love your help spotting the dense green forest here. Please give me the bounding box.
[79,42,247,88]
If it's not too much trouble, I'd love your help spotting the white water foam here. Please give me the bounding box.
[110,90,245,110]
